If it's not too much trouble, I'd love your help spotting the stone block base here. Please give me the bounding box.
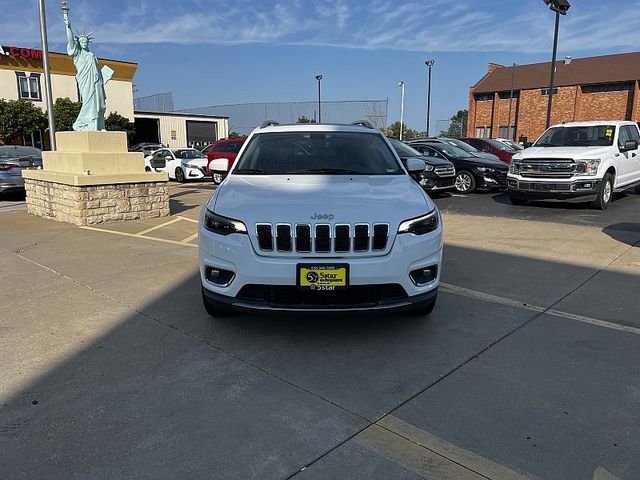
[25,179,170,226]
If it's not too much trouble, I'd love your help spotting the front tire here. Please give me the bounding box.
[175,167,185,183]
[212,172,226,185]
[202,287,234,317]
[455,170,476,193]
[591,173,613,210]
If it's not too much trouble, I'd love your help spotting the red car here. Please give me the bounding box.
[461,138,515,164]
[204,137,247,184]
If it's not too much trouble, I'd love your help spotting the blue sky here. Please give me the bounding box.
[3,0,640,133]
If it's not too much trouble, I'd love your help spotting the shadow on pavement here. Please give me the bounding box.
[2,240,640,479]
[603,222,640,247]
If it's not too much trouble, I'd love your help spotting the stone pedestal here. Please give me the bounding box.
[23,131,170,226]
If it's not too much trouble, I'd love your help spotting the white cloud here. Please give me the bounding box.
[2,0,640,54]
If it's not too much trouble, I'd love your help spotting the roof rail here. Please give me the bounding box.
[260,120,280,128]
[351,120,374,129]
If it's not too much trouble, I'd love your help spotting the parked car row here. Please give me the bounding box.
[0,146,42,195]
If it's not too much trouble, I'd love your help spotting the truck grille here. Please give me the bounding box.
[434,165,455,177]
[519,159,575,178]
[255,223,390,254]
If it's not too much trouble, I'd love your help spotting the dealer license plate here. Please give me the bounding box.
[297,264,349,290]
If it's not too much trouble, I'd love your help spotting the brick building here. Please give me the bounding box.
[467,52,640,144]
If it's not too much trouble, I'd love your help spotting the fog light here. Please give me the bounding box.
[205,266,235,286]
[410,265,438,286]
[508,178,518,188]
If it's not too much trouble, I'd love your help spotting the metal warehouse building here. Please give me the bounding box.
[468,52,640,144]
[133,111,228,150]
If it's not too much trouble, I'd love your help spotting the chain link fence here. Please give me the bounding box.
[133,92,175,113]
[175,100,388,135]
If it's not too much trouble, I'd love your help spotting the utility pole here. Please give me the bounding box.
[39,0,57,150]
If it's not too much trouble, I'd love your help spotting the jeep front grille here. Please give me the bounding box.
[255,223,390,254]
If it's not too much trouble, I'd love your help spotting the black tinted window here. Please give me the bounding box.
[235,132,403,175]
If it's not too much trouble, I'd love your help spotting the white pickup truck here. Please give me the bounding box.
[507,121,640,209]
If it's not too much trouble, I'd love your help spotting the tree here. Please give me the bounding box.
[0,99,47,145]
[296,115,315,124]
[439,109,468,138]
[52,97,82,132]
[385,121,419,140]
[105,111,136,144]
[228,131,241,138]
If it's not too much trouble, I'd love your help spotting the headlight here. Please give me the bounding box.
[398,210,439,235]
[573,159,600,176]
[476,166,497,173]
[203,210,248,235]
[509,161,521,175]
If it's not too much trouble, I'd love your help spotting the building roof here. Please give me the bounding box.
[473,52,640,94]
[134,111,229,120]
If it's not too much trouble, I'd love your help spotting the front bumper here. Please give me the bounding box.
[199,226,442,312]
[0,174,25,193]
[420,173,456,192]
[507,176,600,201]
[477,171,507,189]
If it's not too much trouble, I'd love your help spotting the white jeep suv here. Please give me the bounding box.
[199,121,443,315]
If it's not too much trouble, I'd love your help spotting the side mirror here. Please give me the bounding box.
[210,158,230,172]
[621,140,638,152]
[405,157,426,174]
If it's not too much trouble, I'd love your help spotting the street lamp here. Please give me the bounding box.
[37,0,58,150]
[398,81,405,141]
[543,0,570,129]
[315,75,323,123]
[425,60,435,136]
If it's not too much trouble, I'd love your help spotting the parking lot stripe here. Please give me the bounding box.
[177,215,199,223]
[441,282,640,336]
[80,226,197,248]
[180,233,199,244]
[375,415,533,480]
[135,218,184,236]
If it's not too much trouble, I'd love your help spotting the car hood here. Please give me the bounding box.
[400,154,452,168]
[211,175,434,225]
[514,146,611,160]
[472,151,501,161]
[457,156,508,169]
[182,158,208,167]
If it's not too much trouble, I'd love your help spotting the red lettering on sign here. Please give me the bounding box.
[9,47,19,57]
[20,48,30,58]
[31,49,42,60]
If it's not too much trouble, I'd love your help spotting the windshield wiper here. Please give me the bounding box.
[287,168,365,174]
[234,168,267,174]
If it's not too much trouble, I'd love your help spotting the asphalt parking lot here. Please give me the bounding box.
[1,181,639,479]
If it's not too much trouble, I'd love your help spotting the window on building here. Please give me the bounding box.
[475,127,493,138]
[474,93,493,101]
[16,72,42,101]
[498,126,515,139]
[582,83,634,94]
[540,88,559,96]
[498,91,520,99]
[23,130,43,149]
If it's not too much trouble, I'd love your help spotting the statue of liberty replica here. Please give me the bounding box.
[62,1,113,131]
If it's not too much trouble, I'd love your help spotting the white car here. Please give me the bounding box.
[508,121,640,209]
[199,121,443,315]
[145,148,208,182]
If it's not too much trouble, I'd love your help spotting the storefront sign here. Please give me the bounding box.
[0,45,43,61]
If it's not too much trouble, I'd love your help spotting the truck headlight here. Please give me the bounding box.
[574,159,600,176]
[398,210,439,235]
[204,210,248,235]
[509,161,521,175]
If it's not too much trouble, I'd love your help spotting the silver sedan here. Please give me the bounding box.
[0,146,42,195]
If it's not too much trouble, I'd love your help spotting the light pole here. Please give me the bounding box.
[38,0,58,150]
[425,60,434,136]
[315,75,323,123]
[398,81,405,141]
[507,63,516,140]
[543,0,570,129]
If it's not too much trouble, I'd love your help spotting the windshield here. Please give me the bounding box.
[534,126,616,147]
[431,144,470,159]
[445,139,477,153]
[0,146,41,158]
[174,149,206,159]
[389,139,423,157]
[234,132,404,175]
[501,140,523,150]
